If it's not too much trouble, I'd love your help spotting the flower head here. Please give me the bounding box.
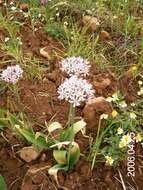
[119,101,127,108]
[1,65,23,84]
[129,112,136,119]
[60,56,90,77]
[112,110,118,117]
[100,113,108,120]
[57,75,95,107]
[117,127,123,135]
[136,133,142,142]
[105,155,114,165]
[40,0,48,5]
[119,133,132,148]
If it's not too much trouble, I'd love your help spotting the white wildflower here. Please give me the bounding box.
[57,75,95,107]
[11,6,16,11]
[60,56,90,77]
[4,37,10,42]
[117,127,123,135]
[100,113,108,120]
[138,80,143,85]
[1,65,23,84]
[129,112,137,119]
[119,101,127,108]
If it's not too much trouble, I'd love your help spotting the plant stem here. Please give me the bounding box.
[68,103,75,128]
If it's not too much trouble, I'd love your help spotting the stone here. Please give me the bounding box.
[83,97,112,128]
[100,30,110,40]
[20,146,39,163]
[82,16,100,32]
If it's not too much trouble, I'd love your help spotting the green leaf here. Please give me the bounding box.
[60,120,86,141]
[48,164,68,184]
[48,122,63,133]
[0,175,7,190]
[53,150,67,164]
[68,142,80,169]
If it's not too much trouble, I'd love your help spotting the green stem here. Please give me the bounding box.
[68,103,75,128]
[90,120,119,170]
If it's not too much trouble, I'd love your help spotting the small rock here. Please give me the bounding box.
[94,78,111,90]
[19,3,29,12]
[40,47,51,60]
[20,146,39,163]
[100,30,110,40]
[47,70,58,82]
[83,97,112,128]
[82,15,100,32]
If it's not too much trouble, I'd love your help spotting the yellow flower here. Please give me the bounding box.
[136,133,142,142]
[119,134,132,148]
[100,113,108,120]
[131,66,137,71]
[129,112,136,119]
[119,140,126,148]
[105,155,114,165]
[112,110,118,117]
[117,127,123,135]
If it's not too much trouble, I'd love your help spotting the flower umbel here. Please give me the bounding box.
[1,65,23,84]
[40,0,48,5]
[60,56,90,77]
[57,75,95,107]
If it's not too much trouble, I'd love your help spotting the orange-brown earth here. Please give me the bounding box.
[0,5,143,190]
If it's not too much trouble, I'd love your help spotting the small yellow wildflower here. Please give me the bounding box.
[105,155,114,165]
[129,112,136,119]
[112,110,118,117]
[117,127,123,135]
[131,66,137,73]
[119,140,126,148]
[136,133,142,142]
[100,113,108,120]
[119,134,132,148]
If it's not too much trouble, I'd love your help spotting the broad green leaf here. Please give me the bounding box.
[15,126,53,150]
[60,120,86,141]
[48,164,68,184]
[72,120,86,134]
[48,122,63,133]
[68,142,80,169]
[0,175,7,190]
[53,150,67,164]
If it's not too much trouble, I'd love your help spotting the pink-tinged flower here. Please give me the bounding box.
[60,56,90,77]
[40,0,48,5]
[1,65,23,84]
[57,75,95,107]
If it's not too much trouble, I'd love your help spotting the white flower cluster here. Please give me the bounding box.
[58,75,95,107]
[1,65,23,84]
[60,56,90,77]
